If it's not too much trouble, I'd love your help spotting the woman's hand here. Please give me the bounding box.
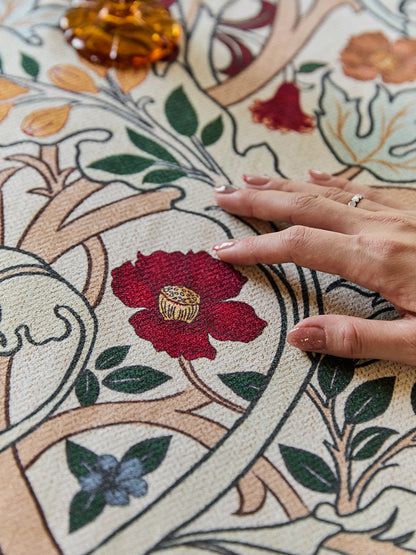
[213,170,416,365]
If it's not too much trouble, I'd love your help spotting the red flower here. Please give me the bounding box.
[112,251,267,360]
[250,82,315,133]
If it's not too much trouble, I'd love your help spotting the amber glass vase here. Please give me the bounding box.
[60,0,182,67]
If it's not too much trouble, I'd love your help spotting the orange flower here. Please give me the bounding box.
[21,105,72,137]
[0,103,13,123]
[0,78,28,100]
[341,32,416,83]
[79,57,149,93]
[48,64,99,93]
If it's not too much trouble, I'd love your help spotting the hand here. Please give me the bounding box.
[213,171,416,365]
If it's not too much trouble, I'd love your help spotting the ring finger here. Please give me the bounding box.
[243,174,389,212]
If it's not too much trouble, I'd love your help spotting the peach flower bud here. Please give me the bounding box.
[0,78,29,100]
[48,65,98,93]
[21,105,72,137]
[115,66,148,94]
[0,103,13,123]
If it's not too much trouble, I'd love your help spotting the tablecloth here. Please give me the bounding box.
[2,1,416,553]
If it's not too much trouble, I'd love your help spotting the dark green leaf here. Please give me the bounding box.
[66,440,97,478]
[165,86,198,136]
[201,115,223,146]
[345,377,395,425]
[298,62,326,73]
[95,346,130,370]
[410,382,416,415]
[318,356,355,399]
[279,444,337,493]
[143,169,186,184]
[75,370,99,406]
[122,436,172,474]
[88,155,154,175]
[102,366,171,394]
[0,56,3,73]
[126,128,178,163]
[218,372,267,401]
[69,491,105,532]
[21,53,39,79]
[350,426,397,461]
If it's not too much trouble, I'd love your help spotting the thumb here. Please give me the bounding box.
[287,314,416,365]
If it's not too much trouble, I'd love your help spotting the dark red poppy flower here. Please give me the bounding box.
[112,251,267,360]
[250,81,315,133]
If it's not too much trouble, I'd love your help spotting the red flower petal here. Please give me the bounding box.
[129,310,216,360]
[135,251,190,292]
[186,251,247,300]
[112,262,158,310]
[200,299,267,342]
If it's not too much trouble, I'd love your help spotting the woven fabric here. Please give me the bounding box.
[1,1,416,553]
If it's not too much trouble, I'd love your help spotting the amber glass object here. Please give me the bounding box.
[60,0,182,67]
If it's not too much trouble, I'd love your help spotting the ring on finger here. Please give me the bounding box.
[348,193,364,207]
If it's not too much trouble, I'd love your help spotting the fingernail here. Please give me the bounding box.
[309,169,331,181]
[243,174,270,186]
[287,326,326,352]
[215,184,238,193]
[212,239,238,252]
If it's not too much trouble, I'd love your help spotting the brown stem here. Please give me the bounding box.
[17,392,309,520]
[0,166,21,246]
[350,427,416,508]
[178,355,245,414]
[81,236,108,308]
[323,531,412,554]
[206,0,361,106]
[19,186,181,263]
[306,385,355,514]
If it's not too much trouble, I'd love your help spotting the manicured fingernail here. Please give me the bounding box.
[212,239,238,252]
[215,184,238,193]
[287,326,326,352]
[243,174,270,186]
[309,169,331,181]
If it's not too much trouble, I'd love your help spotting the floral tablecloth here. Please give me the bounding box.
[2,1,416,553]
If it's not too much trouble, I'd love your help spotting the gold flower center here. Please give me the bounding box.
[369,51,398,72]
[158,285,200,323]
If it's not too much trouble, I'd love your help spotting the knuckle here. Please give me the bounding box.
[241,235,261,263]
[282,225,310,261]
[323,187,349,203]
[293,192,321,211]
[340,322,363,358]
[367,212,410,229]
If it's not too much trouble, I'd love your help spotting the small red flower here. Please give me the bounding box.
[250,82,315,133]
[112,251,267,360]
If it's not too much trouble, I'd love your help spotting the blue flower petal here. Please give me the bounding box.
[79,471,103,493]
[118,477,148,498]
[104,488,130,506]
[96,454,118,473]
[116,458,144,481]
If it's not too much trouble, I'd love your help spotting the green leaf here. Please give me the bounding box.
[122,436,172,474]
[102,366,171,394]
[66,440,97,478]
[318,356,355,399]
[0,56,3,73]
[21,53,39,79]
[126,128,178,163]
[88,155,154,175]
[218,372,267,401]
[344,377,395,425]
[350,426,398,461]
[410,382,416,416]
[279,444,337,493]
[298,62,326,73]
[143,169,186,184]
[201,115,223,146]
[165,86,198,136]
[75,370,99,406]
[95,346,130,370]
[69,491,105,533]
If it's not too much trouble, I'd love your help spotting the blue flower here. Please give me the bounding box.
[79,454,148,506]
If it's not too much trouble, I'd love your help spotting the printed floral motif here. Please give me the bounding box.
[112,250,267,360]
[250,82,315,133]
[79,455,148,506]
[340,31,416,83]
[21,105,72,137]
